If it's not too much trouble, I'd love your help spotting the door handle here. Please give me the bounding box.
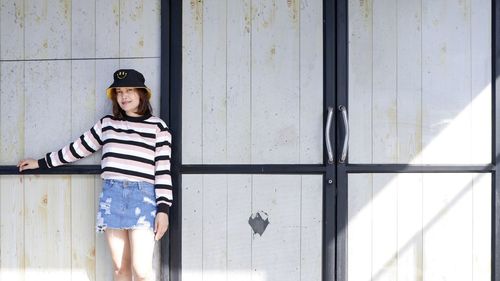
[326,107,334,164]
[339,105,348,163]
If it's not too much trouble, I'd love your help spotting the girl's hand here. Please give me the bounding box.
[154,212,169,241]
[17,159,39,172]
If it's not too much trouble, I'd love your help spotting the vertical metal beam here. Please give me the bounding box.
[493,0,500,280]
[323,0,336,280]
[160,0,183,280]
[160,0,170,280]
[335,0,348,281]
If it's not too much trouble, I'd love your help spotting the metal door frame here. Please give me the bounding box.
[164,0,337,281]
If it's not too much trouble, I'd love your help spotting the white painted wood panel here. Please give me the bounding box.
[71,175,96,281]
[182,0,203,164]
[24,175,72,281]
[472,174,491,280]
[421,0,473,164]
[347,174,372,281]
[471,0,492,164]
[372,0,397,163]
[371,174,397,280]
[227,0,251,164]
[423,173,473,280]
[0,175,25,281]
[300,175,322,281]
[252,175,301,281]
[227,175,252,281]
[0,0,24,60]
[349,0,491,165]
[120,0,161,58]
[24,0,71,59]
[300,0,323,164]
[397,174,423,281]
[0,62,24,165]
[96,0,120,58]
[202,175,228,280]
[397,0,423,164]
[251,0,300,164]
[348,173,490,281]
[182,174,322,281]
[72,0,96,58]
[181,175,203,281]
[348,0,373,163]
[72,60,99,165]
[202,0,227,164]
[25,61,72,157]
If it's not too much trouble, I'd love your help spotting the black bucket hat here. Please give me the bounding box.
[106,69,152,100]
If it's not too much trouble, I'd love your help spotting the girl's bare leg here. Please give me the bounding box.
[105,229,133,281]
[129,228,156,281]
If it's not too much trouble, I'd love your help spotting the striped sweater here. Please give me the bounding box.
[37,114,173,214]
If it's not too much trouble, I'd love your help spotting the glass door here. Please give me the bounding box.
[168,1,333,281]
[337,1,493,280]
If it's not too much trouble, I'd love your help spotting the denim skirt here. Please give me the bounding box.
[96,179,157,232]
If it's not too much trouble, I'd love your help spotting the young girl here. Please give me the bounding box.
[17,69,172,281]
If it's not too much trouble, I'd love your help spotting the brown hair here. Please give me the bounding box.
[109,88,152,119]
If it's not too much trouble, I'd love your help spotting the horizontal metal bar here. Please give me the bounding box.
[2,164,494,175]
[181,164,326,174]
[0,165,101,175]
[347,164,495,173]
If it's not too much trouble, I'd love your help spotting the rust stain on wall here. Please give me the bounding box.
[359,0,372,27]
[287,0,299,25]
[190,0,203,37]
[129,1,144,21]
[112,2,120,27]
[244,0,251,33]
[63,0,71,23]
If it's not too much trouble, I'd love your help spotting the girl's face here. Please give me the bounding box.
[116,87,140,116]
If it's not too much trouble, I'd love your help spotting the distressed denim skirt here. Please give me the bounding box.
[96,179,157,232]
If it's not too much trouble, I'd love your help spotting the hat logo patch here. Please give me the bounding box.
[117,71,127,79]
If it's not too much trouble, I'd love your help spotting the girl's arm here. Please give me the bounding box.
[154,123,173,214]
[18,119,104,172]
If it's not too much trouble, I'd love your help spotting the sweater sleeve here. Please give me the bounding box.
[38,119,104,169]
[154,123,173,215]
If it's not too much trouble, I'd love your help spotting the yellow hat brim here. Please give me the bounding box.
[106,88,152,100]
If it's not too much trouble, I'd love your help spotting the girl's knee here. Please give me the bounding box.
[113,265,132,278]
[132,265,153,281]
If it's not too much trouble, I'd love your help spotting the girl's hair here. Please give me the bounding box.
[109,88,153,119]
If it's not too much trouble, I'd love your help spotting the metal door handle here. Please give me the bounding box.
[339,105,348,163]
[326,107,334,164]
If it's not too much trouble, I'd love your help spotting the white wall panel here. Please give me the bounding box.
[182,0,203,164]
[348,173,490,281]
[0,62,24,165]
[227,0,251,164]
[96,0,119,58]
[182,174,322,281]
[0,176,25,281]
[202,0,227,164]
[120,0,161,57]
[251,0,300,164]
[0,0,24,60]
[72,0,96,58]
[349,0,491,165]
[24,0,71,59]
[183,0,323,165]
